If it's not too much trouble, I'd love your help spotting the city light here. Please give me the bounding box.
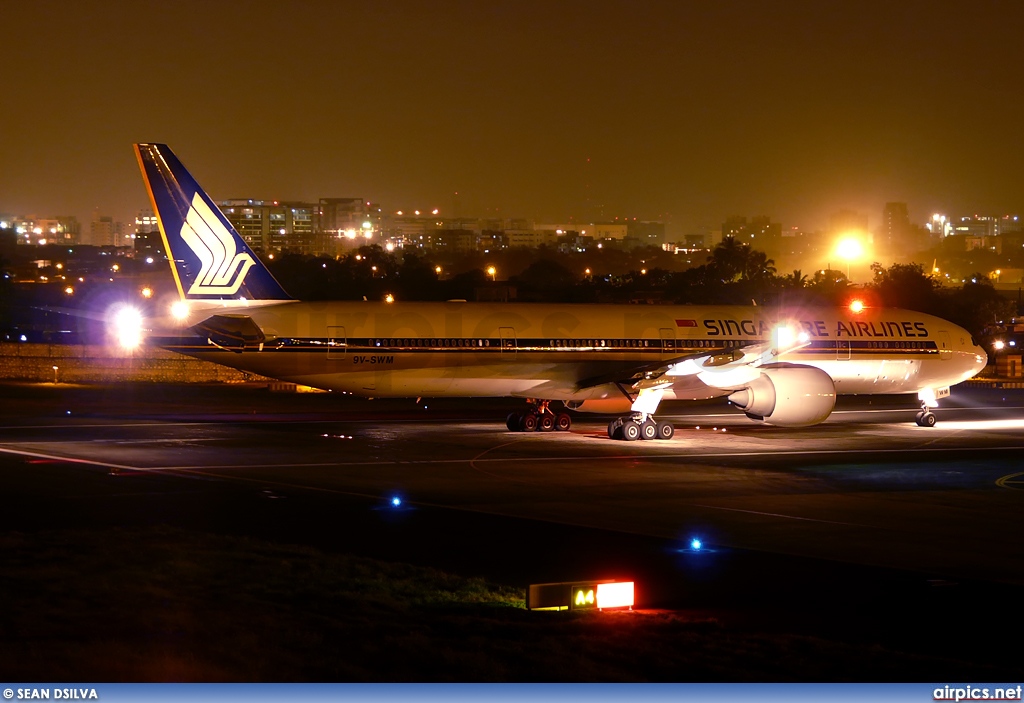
[140,287,153,298]
[487,265,496,281]
[835,235,864,278]
[384,293,395,303]
[63,286,74,295]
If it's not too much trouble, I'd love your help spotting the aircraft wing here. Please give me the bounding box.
[517,335,803,401]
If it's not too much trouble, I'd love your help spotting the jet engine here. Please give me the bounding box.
[726,365,836,427]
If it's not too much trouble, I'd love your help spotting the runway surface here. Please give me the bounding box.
[2,382,1023,585]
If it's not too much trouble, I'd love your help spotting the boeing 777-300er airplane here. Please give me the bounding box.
[129,143,987,440]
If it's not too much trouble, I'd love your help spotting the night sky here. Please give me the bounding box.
[2,0,1023,236]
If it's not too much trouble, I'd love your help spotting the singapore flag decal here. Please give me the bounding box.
[180,192,255,295]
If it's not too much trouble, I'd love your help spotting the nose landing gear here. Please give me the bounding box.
[607,414,674,441]
[914,400,937,427]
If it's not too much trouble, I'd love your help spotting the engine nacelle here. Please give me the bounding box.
[727,365,836,427]
[564,398,634,414]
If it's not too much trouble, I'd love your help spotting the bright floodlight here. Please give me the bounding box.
[170,300,190,321]
[994,340,1005,350]
[836,237,863,260]
[849,299,865,314]
[111,305,144,350]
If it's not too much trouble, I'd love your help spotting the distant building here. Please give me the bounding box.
[953,215,998,239]
[6,215,80,246]
[829,209,869,235]
[422,229,477,254]
[722,216,781,249]
[625,220,666,247]
[319,198,367,235]
[999,215,1023,235]
[135,209,159,234]
[506,229,558,248]
[880,202,910,255]
[89,211,124,247]
[219,200,320,255]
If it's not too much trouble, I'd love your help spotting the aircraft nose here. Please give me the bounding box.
[971,342,989,373]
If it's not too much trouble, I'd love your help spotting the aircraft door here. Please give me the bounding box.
[660,328,676,358]
[938,331,951,360]
[836,338,851,360]
[499,327,516,356]
[327,325,346,359]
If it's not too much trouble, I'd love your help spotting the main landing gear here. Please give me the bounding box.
[914,401,937,427]
[506,400,572,432]
[607,414,674,441]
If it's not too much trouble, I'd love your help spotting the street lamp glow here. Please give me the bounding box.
[835,236,864,278]
[487,266,496,281]
[835,237,863,261]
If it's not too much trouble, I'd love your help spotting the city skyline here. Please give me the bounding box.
[2,1,1023,235]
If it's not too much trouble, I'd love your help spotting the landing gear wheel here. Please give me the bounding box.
[656,421,675,440]
[608,420,621,440]
[640,420,658,440]
[506,412,522,431]
[539,413,556,432]
[917,411,936,427]
[621,421,641,441]
[555,413,572,431]
[521,413,539,432]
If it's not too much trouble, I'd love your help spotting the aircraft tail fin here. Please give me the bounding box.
[134,143,293,302]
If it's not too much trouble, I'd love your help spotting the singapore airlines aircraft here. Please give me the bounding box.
[132,143,987,440]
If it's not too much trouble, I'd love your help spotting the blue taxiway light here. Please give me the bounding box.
[690,538,703,551]
[391,496,402,508]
